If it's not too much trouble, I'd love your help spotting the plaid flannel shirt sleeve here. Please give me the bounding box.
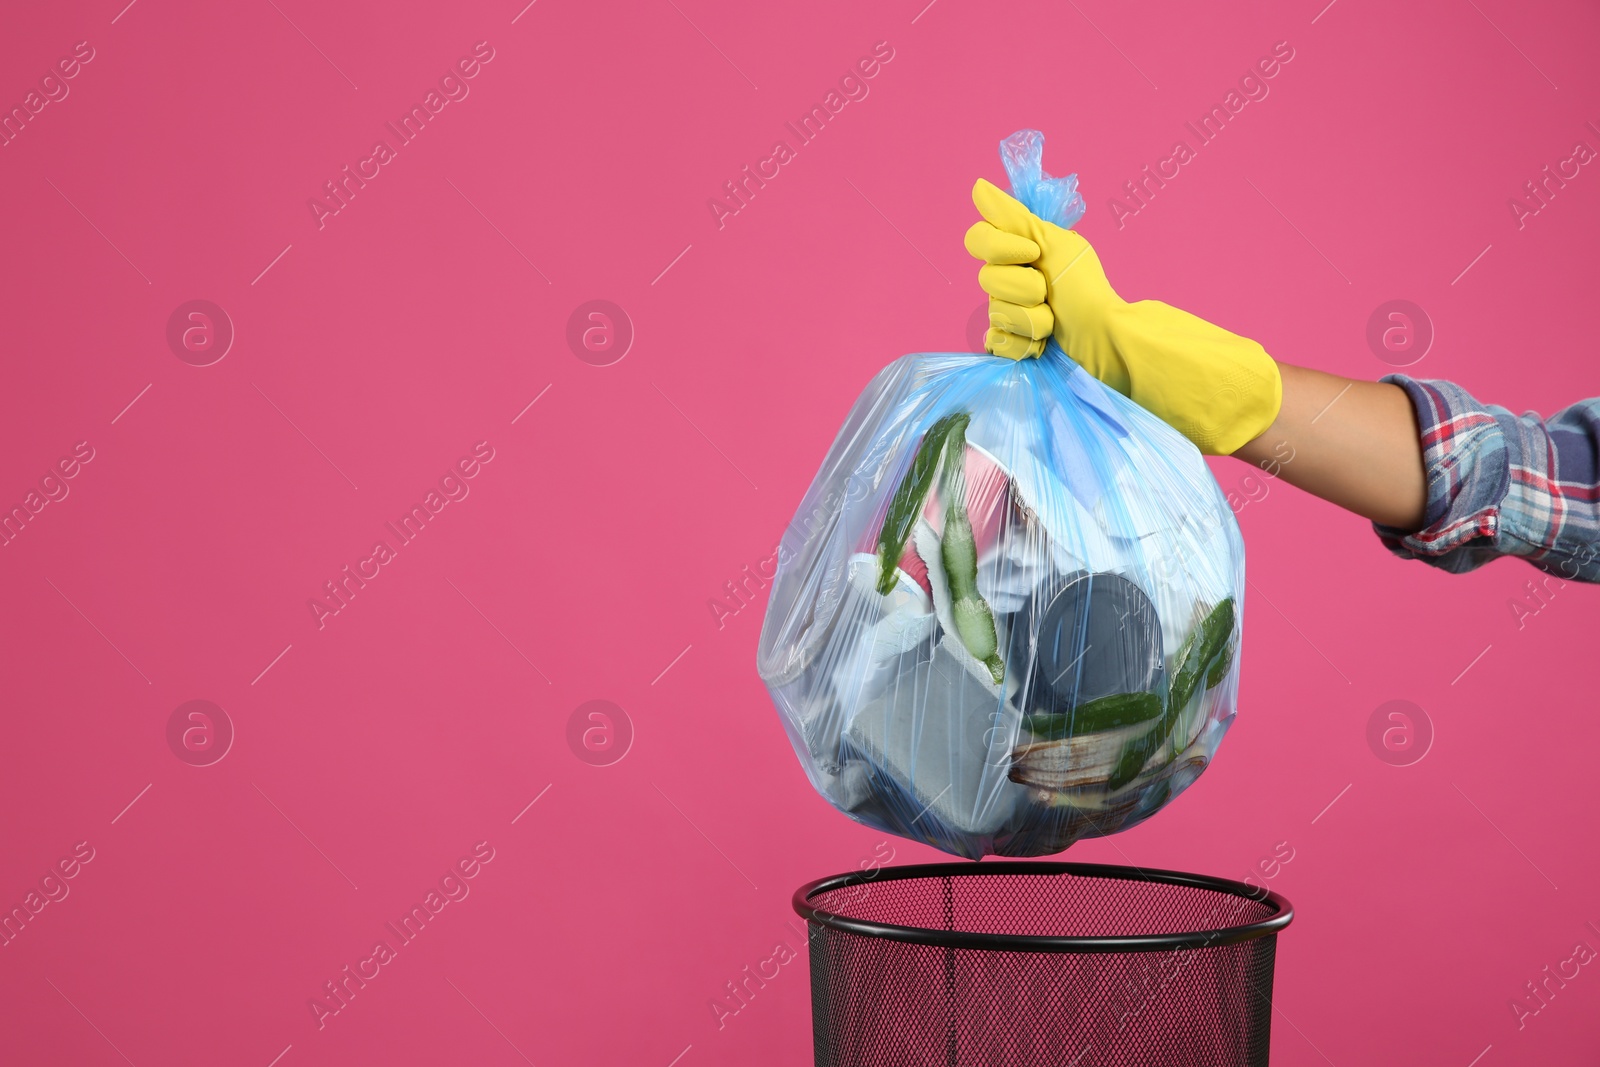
[1373,376,1600,582]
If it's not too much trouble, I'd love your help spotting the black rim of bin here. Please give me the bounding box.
[793,861,1293,955]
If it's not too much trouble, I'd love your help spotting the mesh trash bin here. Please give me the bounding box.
[793,861,1293,1067]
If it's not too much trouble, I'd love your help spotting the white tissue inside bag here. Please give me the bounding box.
[847,552,934,660]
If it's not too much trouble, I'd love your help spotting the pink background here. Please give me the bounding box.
[2,0,1597,1063]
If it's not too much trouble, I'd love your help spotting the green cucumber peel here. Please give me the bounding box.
[874,412,968,596]
[1107,597,1236,790]
[1108,730,1161,791]
[1164,597,1235,719]
[936,419,1003,684]
[1205,639,1235,690]
[1025,691,1163,740]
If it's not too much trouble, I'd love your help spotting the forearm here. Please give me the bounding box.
[1231,363,1427,530]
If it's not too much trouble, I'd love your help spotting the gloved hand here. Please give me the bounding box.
[964,179,1282,456]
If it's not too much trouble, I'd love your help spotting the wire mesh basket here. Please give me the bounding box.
[793,861,1293,1066]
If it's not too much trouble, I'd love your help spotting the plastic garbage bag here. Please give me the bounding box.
[757,130,1246,860]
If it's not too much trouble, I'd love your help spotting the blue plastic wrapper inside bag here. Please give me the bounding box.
[756,131,1247,860]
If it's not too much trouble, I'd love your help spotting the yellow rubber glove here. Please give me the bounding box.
[964,178,1282,456]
